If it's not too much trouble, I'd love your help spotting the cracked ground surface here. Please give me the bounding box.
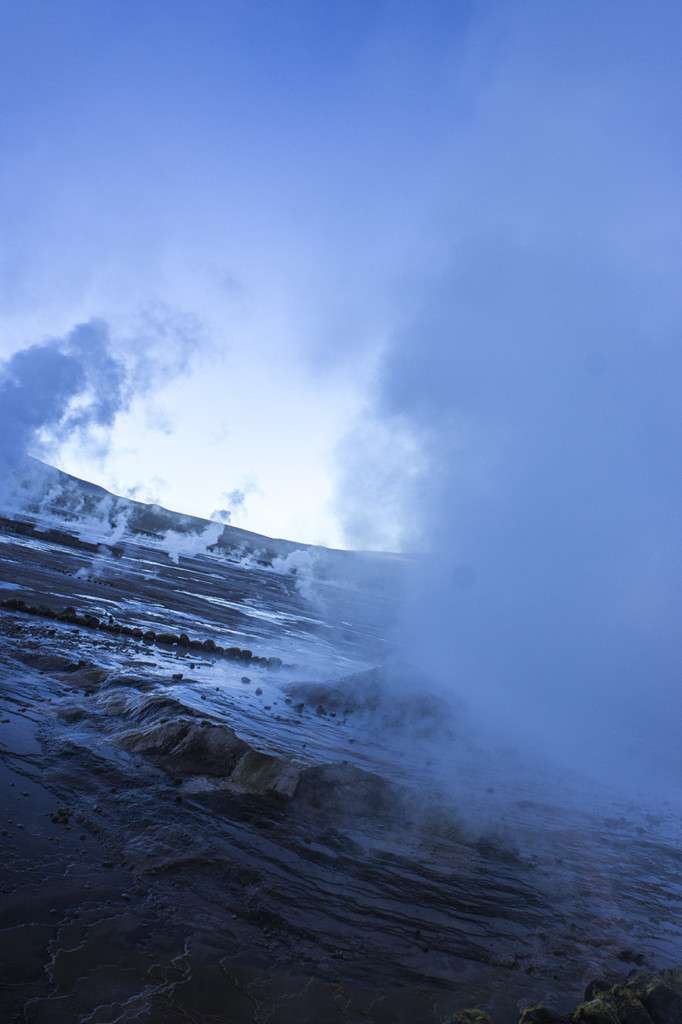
[2,517,682,1023]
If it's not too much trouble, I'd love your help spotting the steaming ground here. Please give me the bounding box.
[2,470,682,1023]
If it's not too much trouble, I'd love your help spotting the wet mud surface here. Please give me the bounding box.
[2,515,682,1023]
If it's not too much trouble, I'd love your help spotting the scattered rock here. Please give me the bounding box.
[619,950,647,967]
[57,664,109,692]
[286,666,455,735]
[57,707,88,723]
[50,807,72,825]
[3,601,287,670]
[157,632,178,646]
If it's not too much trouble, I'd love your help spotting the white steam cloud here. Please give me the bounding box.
[337,2,682,793]
[0,311,200,511]
[0,321,125,488]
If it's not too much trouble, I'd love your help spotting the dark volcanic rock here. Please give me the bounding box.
[19,653,76,673]
[294,762,403,819]
[584,979,626,1002]
[450,1011,494,1024]
[116,695,403,819]
[156,632,178,646]
[516,976,679,1024]
[519,1006,569,1024]
[571,986,654,1024]
[57,664,109,692]
[230,750,301,797]
[286,666,455,735]
[626,970,682,1023]
[118,718,250,776]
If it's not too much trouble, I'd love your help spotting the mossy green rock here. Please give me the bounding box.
[573,985,655,1024]
[608,987,653,1024]
[626,971,682,1023]
[450,1010,494,1024]
[571,996,620,1024]
[518,1003,568,1023]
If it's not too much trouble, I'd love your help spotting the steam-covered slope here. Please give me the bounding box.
[8,457,399,563]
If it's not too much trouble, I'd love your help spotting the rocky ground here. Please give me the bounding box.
[2,492,682,1023]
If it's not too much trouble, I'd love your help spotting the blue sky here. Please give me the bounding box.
[1,1,680,552]
[0,1,469,544]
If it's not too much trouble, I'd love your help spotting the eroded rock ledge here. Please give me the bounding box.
[116,697,404,815]
[24,648,406,820]
[454,967,682,1023]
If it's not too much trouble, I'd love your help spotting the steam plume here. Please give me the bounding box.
[338,1,682,791]
[0,313,198,509]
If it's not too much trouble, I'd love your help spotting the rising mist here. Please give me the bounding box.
[338,1,682,794]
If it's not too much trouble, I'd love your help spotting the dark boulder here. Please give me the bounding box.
[57,664,109,692]
[294,762,403,819]
[118,718,250,777]
[585,978,625,1002]
[626,970,682,1024]
[519,1005,569,1023]
[230,750,301,797]
[572,986,653,1024]
[20,653,74,673]
[156,632,178,645]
